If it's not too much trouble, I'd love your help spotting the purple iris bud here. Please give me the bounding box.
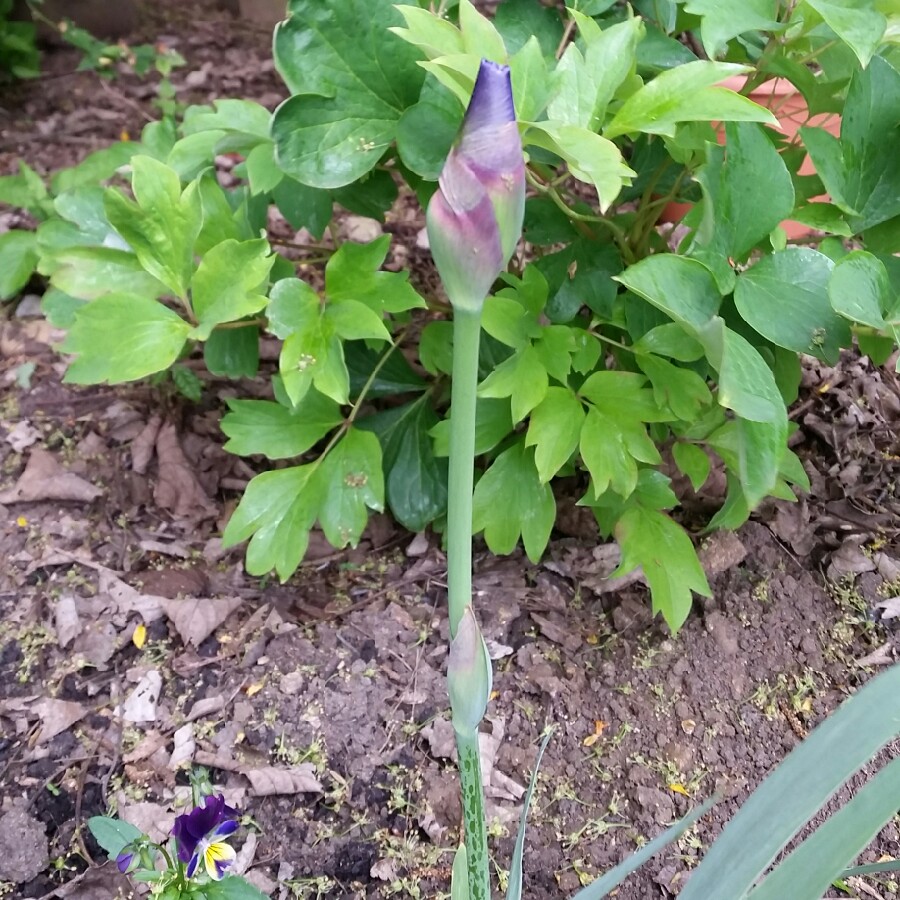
[172,794,240,870]
[426,59,526,311]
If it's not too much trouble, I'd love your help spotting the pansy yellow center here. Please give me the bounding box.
[199,838,236,880]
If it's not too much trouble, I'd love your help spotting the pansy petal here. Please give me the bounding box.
[116,851,134,874]
[203,841,236,881]
[211,818,239,839]
[186,851,201,879]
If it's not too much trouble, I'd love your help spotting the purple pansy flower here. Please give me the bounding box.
[426,59,526,311]
[172,794,240,881]
[116,849,136,874]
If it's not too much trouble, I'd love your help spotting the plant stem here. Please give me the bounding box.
[447,306,481,638]
[456,730,491,900]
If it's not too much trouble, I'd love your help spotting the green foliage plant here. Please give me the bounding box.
[0,0,898,895]
[0,0,40,79]
[15,0,895,633]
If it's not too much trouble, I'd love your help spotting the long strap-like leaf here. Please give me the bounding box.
[506,728,554,900]
[680,663,900,900]
[748,756,900,900]
[569,795,718,900]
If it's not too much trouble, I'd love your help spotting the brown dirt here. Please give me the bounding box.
[2,5,900,900]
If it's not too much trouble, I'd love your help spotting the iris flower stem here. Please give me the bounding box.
[456,729,491,900]
[447,305,482,638]
[447,304,492,898]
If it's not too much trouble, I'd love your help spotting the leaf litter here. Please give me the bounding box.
[2,13,900,897]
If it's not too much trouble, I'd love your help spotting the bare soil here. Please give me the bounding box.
[2,5,900,899]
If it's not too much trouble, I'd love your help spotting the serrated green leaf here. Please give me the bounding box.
[482,294,540,350]
[200,877,270,900]
[672,443,710,491]
[525,123,635,212]
[183,99,272,142]
[332,169,398,222]
[431,397,514,458]
[272,0,424,188]
[46,246,167,300]
[345,343,427,398]
[472,441,555,562]
[804,0,886,67]
[63,294,191,384]
[734,248,850,363]
[638,355,712,420]
[87,816,144,860]
[222,464,322,578]
[579,370,673,422]
[458,0,507,61]
[326,298,391,342]
[828,249,891,328]
[682,0,779,57]
[360,395,448,531]
[272,176,333,238]
[222,392,342,459]
[692,122,795,262]
[245,141,284,195]
[326,236,426,313]
[104,156,202,298]
[478,344,548,424]
[605,61,777,138]
[190,239,274,340]
[267,277,321,340]
[171,364,203,402]
[525,387,586,482]
[51,142,139,194]
[318,428,384,548]
[547,17,643,129]
[580,408,640,499]
[195,172,247,255]
[389,4,464,60]
[41,289,87,328]
[419,321,455,375]
[802,57,900,233]
[204,326,259,378]
[633,324,705,361]
[614,506,711,631]
[509,36,551,123]
[0,230,37,300]
[0,161,49,213]
[396,77,463,180]
[616,255,722,331]
[167,131,225,182]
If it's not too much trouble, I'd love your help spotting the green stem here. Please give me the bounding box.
[456,730,491,900]
[447,307,481,638]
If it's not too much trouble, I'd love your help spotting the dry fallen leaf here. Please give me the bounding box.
[160,595,242,647]
[34,699,87,743]
[0,447,103,504]
[131,414,162,474]
[169,723,195,770]
[4,420,40,452]
[154,422,217,519]
[244,764,323,796]
[53,594,82,648]
[119,670,162,723]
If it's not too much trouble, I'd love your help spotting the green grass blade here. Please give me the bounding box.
[569,795,718,900]
[452,844,470,900]
[506,728,554,900]
[680,664,900,900]
[841,859,900,878]
[748,756,900,900]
